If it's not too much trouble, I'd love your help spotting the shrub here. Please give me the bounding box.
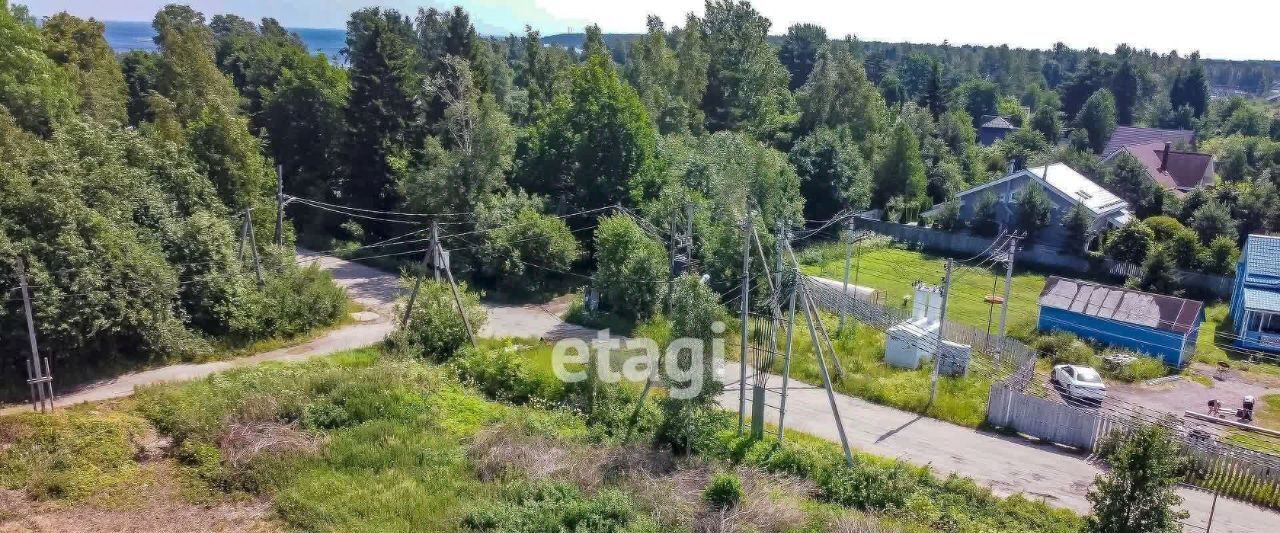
[1110,355,1168,383]
[231,263,347,341]
[1104,220,1154,265]
[396,278,487,361]
[462,480,643,532]
[473,204,581,296]
[593,214,669,321]
[703,472,743,508]
[0,411,145,500]
[1031,332,1097,366]
[452,345,548,405]
[821,461,920,512]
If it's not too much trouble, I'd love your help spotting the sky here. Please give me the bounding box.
[24,0,1280,61]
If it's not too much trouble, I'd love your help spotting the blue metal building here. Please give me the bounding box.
[1229,234,1280,353]
[1037,276,1204,366]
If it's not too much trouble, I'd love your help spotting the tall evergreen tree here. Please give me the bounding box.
[1110,58,1138,126]
[341,8,422,238]
[1171,53,1209,118]
[1077,89,1116,155]
[777,23,827,91]
[701,0,796,142]
[921,60,946,118]
[872,121,927,207]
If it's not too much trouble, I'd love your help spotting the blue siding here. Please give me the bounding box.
[1037,306,1196,366]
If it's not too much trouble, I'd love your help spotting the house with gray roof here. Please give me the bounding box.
[1229,234,1280,354]
[923,163,1132,251]
[978,115,1018,146]
[1038,276,1204,366]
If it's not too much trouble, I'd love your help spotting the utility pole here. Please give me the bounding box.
[838,218,854,332]
[1206,491,1218,532]
[16,258,53,412]
[929,259,954,406]
[439,238,476,348]
[776,276,797,443]
[274,165,285,246]
[800,285,854,465]
[737,208,753,435]
[997,235,1018,339]
[429,221,440,282]
[245,209,264,287]
[665,211,677,314]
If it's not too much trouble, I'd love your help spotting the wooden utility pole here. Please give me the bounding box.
[440,241,476,348]
[274,165,285,246]
[737,208,753,435]
[929,259,953,406]
[16,258,53,412]
[401,221,438,328]
[245,209,264,287]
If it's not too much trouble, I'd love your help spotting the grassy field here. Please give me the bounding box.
[0,345,1082,533]
[797,241,1050,331]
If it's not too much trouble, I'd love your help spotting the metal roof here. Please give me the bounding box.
[1026,164,1128,216]
[980,115,1017,130]
[1038,276,1203,334]
[1243,234,1280,287]
[1242,287,1280,314]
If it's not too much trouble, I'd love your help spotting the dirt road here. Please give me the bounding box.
[0,250,589,415]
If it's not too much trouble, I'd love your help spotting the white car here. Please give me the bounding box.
[1051,364,1107,402]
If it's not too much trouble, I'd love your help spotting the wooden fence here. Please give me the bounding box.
[986,383,1115,451]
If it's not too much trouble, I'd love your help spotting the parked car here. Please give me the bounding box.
[1051,364,1107,402]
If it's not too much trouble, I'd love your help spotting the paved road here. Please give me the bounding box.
[0,250,589,415]
[717,363,1278,532]
[5,251,1277,531]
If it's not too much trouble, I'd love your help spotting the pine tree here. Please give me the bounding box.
[872,121,927,207]
[921,61,946,118]
[701,0,795,142]
[1110,59,1138,126]
[341,8,422,239]
[1077,89,1116,154]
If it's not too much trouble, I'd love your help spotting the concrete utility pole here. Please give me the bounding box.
[997,235,1018,339]
[737,208,753,435]
[15,258,53,412]
[274,165,285,246]
[838,218,854,332]
[929,259,954,406]
[665,212,677,314]
[776,277,797,443]
[800,285,854,465]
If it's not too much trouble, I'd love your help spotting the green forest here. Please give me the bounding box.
[2,0,1280,391]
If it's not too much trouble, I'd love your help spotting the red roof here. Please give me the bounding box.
[1101,126,1196,159]
[1113,142,1213,195]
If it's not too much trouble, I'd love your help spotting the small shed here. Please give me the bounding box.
[978,115,1018,146]
[1037,276,1204,366]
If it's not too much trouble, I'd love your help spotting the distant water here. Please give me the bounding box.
[103,20,347,59]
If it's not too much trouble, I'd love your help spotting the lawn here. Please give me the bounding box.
[797,241,1049,332]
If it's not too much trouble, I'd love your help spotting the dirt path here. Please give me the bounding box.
[0,250,590,415]
[717,362,1278,532]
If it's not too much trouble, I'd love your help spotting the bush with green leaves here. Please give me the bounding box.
[702,472,742,508]
[472,194,580,296]
[1087,423,1188,533]
[593,214,668,321]
[1103,220,1154,265]
[1031,332,1098,366]
[231,263,347,341]
[820,460,922,512]
[394,278,487,361]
